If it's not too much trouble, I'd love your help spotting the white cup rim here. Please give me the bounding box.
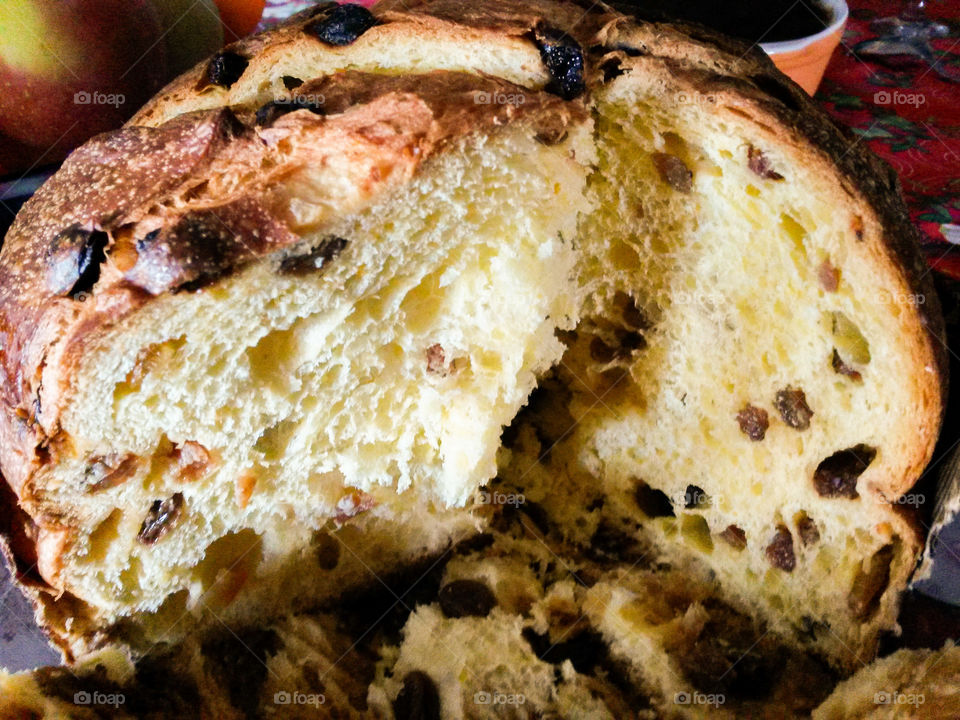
[759,0,848,54]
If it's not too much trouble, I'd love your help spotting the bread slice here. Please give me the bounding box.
[813,642,960,719]
[0,477,952,719]
[0,491,932,720]
[363,494,840,719]
[0,0,944,673]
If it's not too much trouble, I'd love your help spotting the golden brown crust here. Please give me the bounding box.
[129,0,612,128]
[0,70,582,494]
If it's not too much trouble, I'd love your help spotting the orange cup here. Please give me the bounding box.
[760,0,848,95]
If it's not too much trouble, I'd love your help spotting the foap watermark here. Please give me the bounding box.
[672,290,725,308]
[474,90,526,106]
[873,90,925,108]
[74,90,125,108]
[874,289,926,306]
[671,486,716,509]
[274,690,326,707]
[475,489,526,507]
[874,690,924,707]
[673,91,717,107]
[877,493,925,508]
[674,691,725,707]
[74,691,125,708]
[273,93,326,108]
[474,690,527,706]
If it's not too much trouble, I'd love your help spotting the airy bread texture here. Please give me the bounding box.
[0,0,944,679]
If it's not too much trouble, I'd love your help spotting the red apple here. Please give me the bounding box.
[0,0,168,173]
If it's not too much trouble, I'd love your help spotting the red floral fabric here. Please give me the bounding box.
[816,1,960,278]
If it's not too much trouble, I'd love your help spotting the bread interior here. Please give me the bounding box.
[40,71,924,669]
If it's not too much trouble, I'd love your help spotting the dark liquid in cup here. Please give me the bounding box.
[608,1,833,44]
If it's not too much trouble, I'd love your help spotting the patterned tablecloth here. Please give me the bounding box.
[815,0,960,278]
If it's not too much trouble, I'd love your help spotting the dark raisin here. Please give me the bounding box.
[774,386,813,430]
[797,514,820,546]
[635,482,674,518]
[849,545,893,620]
[305,3,378,46]
[600,58,626,81]
[532,24,585,100]
[684,484,707,509]
[438,579,497,618]
[590,336,616,363]
[278,236,348,274]
[393,671,441,720]
[89,455,139,492]
[522,628,608,673]
[46,225,109,299]
[818,260,840,292]
[813,445,876,499]
[281,75,304,90]
[137,493,184,545]
[831,349,862,382]
[256,101,296,126]
[720,525,747,550]
[747,145,784,180]
[736,404,769,441]
[72,230,108,299]
[425,344,446,374]
[765,525,796,572]
[203,51,249,89]
[652,153,693,193]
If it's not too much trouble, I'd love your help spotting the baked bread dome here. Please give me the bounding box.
[0,0,945,678]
